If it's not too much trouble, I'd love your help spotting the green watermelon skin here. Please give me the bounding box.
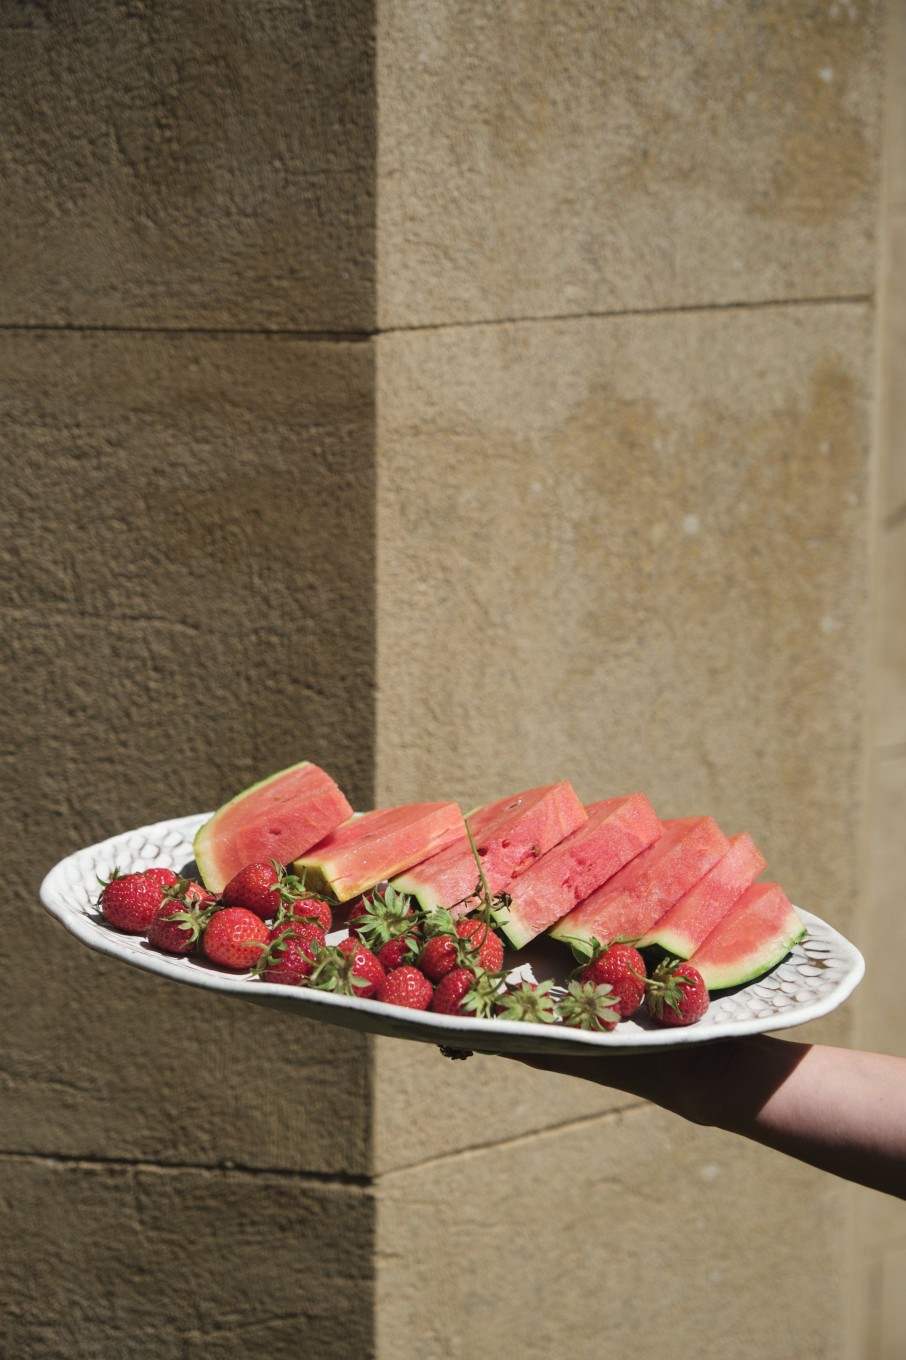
[194,760,353,892]
[292,802,465,903]
[390,781,588,915]
[686,882,806,989]
[492,793,661,950]
[636,832,767,956]
[550,816,730,951]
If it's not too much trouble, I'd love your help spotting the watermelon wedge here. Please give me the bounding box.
[687,882,807,989]
[491,793,661,949]
[636,832,767,956]
[194,760,354,893]
[291,802,466,903]
[391,781,588,915]
[550,816,730,952]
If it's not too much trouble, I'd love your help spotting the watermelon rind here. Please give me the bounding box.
[687,885,807,990]
[193,760,353,892]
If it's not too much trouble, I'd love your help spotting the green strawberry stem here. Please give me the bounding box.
[464,817,494,928]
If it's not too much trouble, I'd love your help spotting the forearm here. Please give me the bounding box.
[511,1038,906,1199]
[695,1038,906,1198]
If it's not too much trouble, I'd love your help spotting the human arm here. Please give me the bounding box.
[510,1037,906,1199]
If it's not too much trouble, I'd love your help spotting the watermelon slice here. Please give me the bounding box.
[687,882,807,989]
[194,760,354,892]
[291,802,466,903]
[391,781,588,915]
[636,832,767,956]
[550,816,730,952]
[491,793,661,949]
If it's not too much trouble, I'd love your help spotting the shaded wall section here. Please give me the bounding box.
[1,4,379,1357]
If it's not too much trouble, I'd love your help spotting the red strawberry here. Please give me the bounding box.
[140,867,181,889]
[202,907,269,970]
[431,967,477,1016]
[147,883,216,956]
[374,966,434,1010]
[256,926,322,986]
[421,917,504,981]
[98,869,164,934]
[337,937,385,997]
[220,862,282,919]
[271,917,326,951]
[431,966,504,1018]
[309,938,386,998]
[376,935,420,971]
[457,918,504,971]
[644,958,710,1027]
[580,942,646,1018]
[281,897,333,934]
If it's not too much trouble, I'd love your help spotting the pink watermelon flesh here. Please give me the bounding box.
[550,816,730,951]
[391,781,588,914]
[637,831,767,956]
[492,793,662,949]
[194,760,354,893]
[291,802,465,903]
[687,882,806,989]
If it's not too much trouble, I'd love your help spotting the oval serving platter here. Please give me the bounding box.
[39,812,865,1057]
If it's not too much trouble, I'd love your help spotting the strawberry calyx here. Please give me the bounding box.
[496,978,557,1025]
[556,978,620,1031]
[348,883,419,951]
[458,967,508,1020]
[274,865,337,911]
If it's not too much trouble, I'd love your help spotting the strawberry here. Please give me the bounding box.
[271,917,326,951]
[255,925,322,986]
[431,966,504,1018]
[273,869,336,932]
[495,979,557,1025]
[580,942,647,1018]
[644,958,710,1026]
[376,935,420,971]
[557,979,620,1032]
[309,938,386,999]
[140,867,181,890]
[98,869,165,934]
[279,896,333,935]
[202,907,269,970]
[420,917,505,982]
[220,861,283,919]
[374,965,434,1010]
[147,881,216,955]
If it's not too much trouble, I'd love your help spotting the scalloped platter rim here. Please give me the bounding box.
[39,811,866,1057]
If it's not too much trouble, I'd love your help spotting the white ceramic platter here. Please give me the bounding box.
[40,812,865,1057]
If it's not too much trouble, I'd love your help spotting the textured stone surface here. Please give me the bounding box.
[0,1,375,329]
[372,1040,630,1175]
[880,212,906,517]
[378,0,882,328]
[376,306,873,950]
[2,330,375,1174]
[374,1101,845,1360]
[0,1156,374,1359]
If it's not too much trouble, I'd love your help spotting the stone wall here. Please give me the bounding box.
[1,3,889,1357]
